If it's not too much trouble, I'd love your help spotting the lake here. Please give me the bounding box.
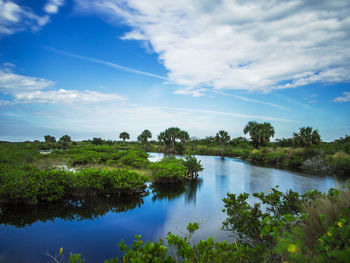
[0,153,342,262]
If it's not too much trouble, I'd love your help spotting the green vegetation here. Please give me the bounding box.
[293,127,321,147]
[119,132,130,142]
[44,135,56,143]
[243,121,275,148]
[0,141,204,205]
[150,157,187,184]
[158,127,189,153]
[137,129,152,144]
[215,130,230,155]
[0,167,148,205]
[53,184,350,262]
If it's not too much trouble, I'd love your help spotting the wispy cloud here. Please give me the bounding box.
[333,92,350,102]
[0,0,50,36]
[73,0,350,93]
[43,46,168,80]
[0,69,127,104]
[44,0,65,14]
[211,90,291,111]
[162,106,295,123]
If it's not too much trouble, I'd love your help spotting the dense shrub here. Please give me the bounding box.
[327,152,350,174]
[119,150,150,168]
[150,157,187,184]
[0,167,148,205]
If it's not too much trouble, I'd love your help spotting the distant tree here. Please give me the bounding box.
[119,132,130,142]
[92,137,103,145]
[293,127,321,147]
[59,135,71,144]
[243,121,275,148]
[230,136,250,147]
[44,135,56,143]
[275,138,295,147]
[158,127,190,153]
[178,130,190,144]
[215,130,231,154]
[137,129,152,144]
[58,135,71,148]
[106,140,114,146]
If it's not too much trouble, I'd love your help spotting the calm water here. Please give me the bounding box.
[0,153,341,262]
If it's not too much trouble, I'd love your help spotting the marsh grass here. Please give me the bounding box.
[300,183,350,249]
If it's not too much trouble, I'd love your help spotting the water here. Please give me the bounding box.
[0,153,342,262]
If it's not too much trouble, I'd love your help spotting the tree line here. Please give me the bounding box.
[44,121,322,151]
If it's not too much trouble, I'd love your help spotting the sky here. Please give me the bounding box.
[0,0,350,142]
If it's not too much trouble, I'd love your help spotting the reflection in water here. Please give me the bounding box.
[246,165,272,193]
[151,180,203,205]
[0,196,145,228]
[215,157,229,194]
[185,179,203,205]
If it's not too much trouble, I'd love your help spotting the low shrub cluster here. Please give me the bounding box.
[0,167,148,205]
[49,147,150,168]
[150,157,187,184]
[327,152,350,174]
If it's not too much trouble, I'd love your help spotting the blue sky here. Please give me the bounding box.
[0,0,350,142]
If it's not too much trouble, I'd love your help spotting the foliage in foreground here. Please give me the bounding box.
[54,184,350,263]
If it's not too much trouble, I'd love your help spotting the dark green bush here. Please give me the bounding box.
[150,157,187,184]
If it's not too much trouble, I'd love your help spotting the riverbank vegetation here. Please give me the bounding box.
[0,141,203,205]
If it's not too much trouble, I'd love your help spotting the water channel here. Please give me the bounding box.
[0,153,342,262]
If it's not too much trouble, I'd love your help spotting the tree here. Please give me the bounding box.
[158,127,190,153]
[215,130,231,154]
[230,136,250,147]
[92,137,103,145]
[59,135,71,144]
[119,132,130,142]
[293,127,321,147]
[58,135,71,149]
[178,130,190,144]
[183,155,204,180]
[137,130,152,144]
[44,135,56,143]
[243,121,275,148]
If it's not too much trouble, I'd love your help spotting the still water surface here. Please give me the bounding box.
[0,153,341,262]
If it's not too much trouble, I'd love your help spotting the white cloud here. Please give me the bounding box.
[173,88,207,97]
[14,89,127,104]
[74,0,350,93]
[0,69,127,104]
[0,0,50,36]
[333,92,350,102]
[0,70,53,93]
[44,0,65,14]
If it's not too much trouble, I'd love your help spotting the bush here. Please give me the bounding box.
[327,152,350,174]
[119,150,150,168]
[150,157,187,184]
[0,167,148,205]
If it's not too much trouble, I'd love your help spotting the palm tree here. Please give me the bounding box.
[158,127,190,153]
[119,132,130,142]
[243,121,275,148]
[215,130,231,155]
[138,129,152,144]
[293,127,321,147]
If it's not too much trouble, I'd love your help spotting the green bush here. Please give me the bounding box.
[0,167,148,205]
[119,150,150,168]
[150,157,187,184]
